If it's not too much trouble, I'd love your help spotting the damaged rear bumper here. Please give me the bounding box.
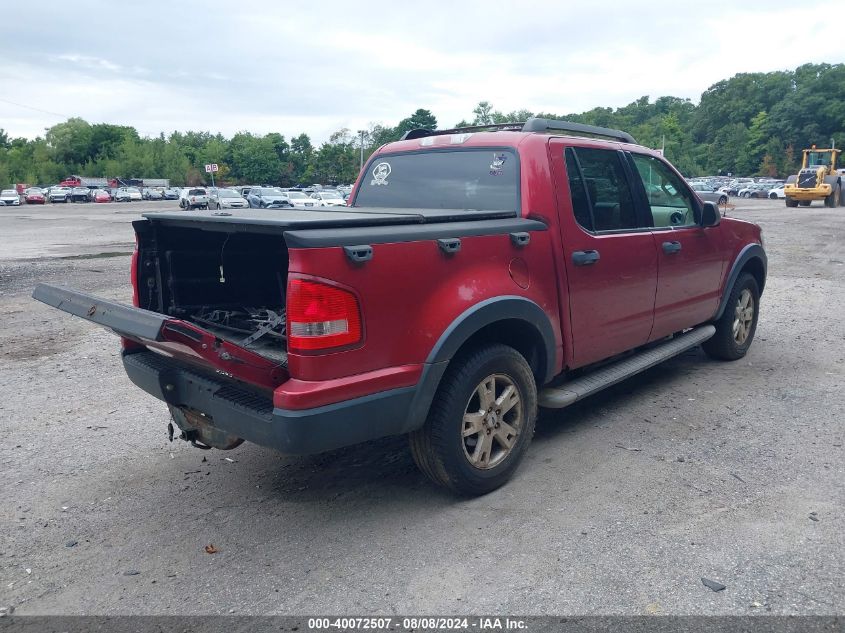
[123,350,416,455]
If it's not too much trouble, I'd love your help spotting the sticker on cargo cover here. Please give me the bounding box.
[490,153,508,175]
[370,162,391,186]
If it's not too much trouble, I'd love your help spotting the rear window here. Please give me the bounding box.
[188,189,206,195]
[353,149,519,210]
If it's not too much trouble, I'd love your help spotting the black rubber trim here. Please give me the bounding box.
[425,296,557,383]
[713,243,767,320]
[283,218,547,248]
[122,350,417,455]
[399,297,557,431]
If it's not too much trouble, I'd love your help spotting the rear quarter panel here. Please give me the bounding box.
[286,231,562,382]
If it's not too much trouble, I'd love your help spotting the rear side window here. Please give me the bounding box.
[353,149,518,211]
[565,147,638,232]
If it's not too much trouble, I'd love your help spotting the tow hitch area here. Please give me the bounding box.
[169,407,243,450]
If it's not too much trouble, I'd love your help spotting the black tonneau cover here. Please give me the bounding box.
[142,207,518,234]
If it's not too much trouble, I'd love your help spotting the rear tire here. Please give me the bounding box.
[718,195,727,205]
[703,273,760,361]
[409,343,537,496]
[785,197,798,207]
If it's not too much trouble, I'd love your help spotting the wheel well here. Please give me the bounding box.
[451,319,548,384]
[741,257,766,294]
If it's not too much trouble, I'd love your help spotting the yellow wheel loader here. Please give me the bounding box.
[784,146,843,208]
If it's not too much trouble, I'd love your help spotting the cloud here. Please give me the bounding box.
[2,0,843,142]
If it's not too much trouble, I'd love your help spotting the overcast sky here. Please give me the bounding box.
[3,0,843,144]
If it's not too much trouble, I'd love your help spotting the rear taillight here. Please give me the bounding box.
[287,279,362,352]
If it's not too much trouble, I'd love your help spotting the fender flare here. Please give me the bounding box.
[404,296,557,432]
[713,244,767,320]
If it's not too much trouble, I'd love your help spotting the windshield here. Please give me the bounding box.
[287,191,308,199]
[354,149,519,210]
[806,151,829,167]
[127,187,140,193]
[1,189,16,195]
[218,190,240,198]
[261,188,284,195]
[321,193,343,199]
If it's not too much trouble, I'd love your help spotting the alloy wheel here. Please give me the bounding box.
[461,374,523,470]
[732,288,754,345]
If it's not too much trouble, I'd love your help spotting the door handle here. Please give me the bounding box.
[662,241,682,254]
[572,250,600,266]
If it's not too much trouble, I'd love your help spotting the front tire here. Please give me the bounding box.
[703,273,760,361]
[826,184,840,208]
[409,344,537,496]
[718,195,727,205]
[785,197,798,207]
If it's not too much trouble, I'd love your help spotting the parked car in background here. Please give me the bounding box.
[24,188,46,204]
[48,187,71,203]
[689,183,728,205]
[143,188,163,200]
[180,187,209,210]
[1,189,21,206]
[738,184,772,198]
[93,189,112,203]
[284,190,317,209]
[70,187,91,203]
[115,187,143,202]
[209,188,250,210]
[312,191,347,207]
[768,185,786,199]
[162,188,181,200]
[247,187,295,209]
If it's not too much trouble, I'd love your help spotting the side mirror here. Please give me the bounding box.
[701,201,721,227]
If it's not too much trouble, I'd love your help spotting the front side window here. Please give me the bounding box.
[564,147,638,232]
[354,149,518,211]
[630,154,698,227]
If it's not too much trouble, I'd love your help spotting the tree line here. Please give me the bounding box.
[1,62,843,187]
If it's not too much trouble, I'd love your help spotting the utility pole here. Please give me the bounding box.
[358,129,366,172]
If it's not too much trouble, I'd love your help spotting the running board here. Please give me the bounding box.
[538,325,716,408]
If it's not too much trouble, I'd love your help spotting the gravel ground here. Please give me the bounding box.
[0,199,842,616]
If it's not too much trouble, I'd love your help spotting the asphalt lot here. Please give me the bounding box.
[0,198,842,615]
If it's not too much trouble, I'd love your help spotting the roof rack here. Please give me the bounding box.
[522,118,636,144]
[401,122,525,140]
[400,117,636,144]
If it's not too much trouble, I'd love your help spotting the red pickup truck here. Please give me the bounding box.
[34,118,766,495]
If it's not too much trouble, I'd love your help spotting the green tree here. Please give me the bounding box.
[395,109,438,137]
[46,118,93,167]
[472,101,495,125]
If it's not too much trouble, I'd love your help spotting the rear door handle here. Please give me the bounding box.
[572,250,600,266]
[662,241,682,254]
